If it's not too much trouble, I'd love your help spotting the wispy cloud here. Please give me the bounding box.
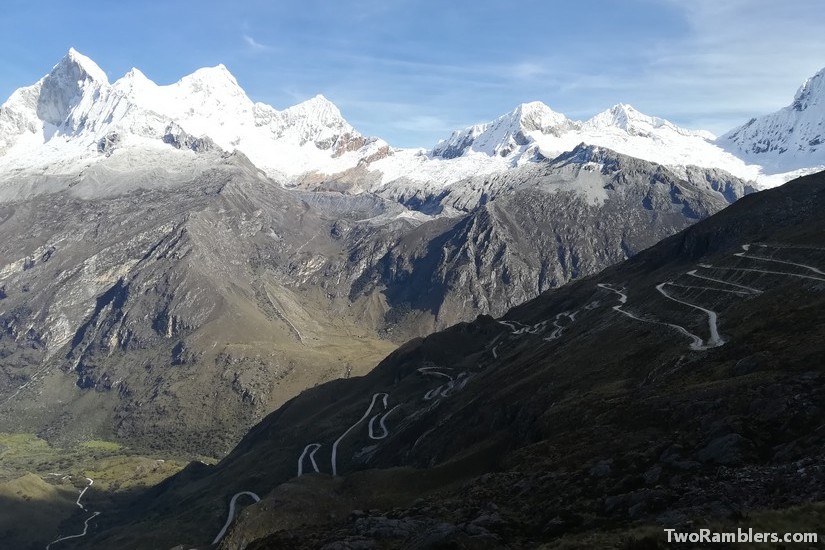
[243,34,271,53]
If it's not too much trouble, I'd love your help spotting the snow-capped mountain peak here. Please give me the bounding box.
[585,103,715,140]
[425,99,738,174]
[176,64,244,95]
[717,65,825,174]
[113,67,154,95]
[275,94,352,133]
[32,48,110,130]
[61,48,109,84]
[586,103,638,128]
[512,101,573,133]
[586,103,657,130]
[293,93,339,112]
[392,99,765,190]
[120,67,150,82]
[249,93,359,153]
[430,100,576,160]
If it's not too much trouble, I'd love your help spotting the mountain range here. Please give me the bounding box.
[1,50,824,549]
[1,49,824,205]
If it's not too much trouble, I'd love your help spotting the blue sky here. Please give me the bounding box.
[1,0,824,147]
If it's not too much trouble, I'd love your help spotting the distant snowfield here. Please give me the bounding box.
[1,49,823,202]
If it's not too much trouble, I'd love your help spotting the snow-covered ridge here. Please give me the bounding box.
[417,68,825,189]
[424,100,762,185]
[583,103,715,140]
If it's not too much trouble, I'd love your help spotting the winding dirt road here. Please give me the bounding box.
[211,491,261,545]
[368,405,400,439]
[598,243,824,351]
[331,392,389,476]
[45,477,98,550]
[655,282,725,349]
[598,283,707,350]
[297,443,322,477]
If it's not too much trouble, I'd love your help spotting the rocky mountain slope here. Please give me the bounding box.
[0,139,749,457]
[353,145,754,331]
[73,169,825,550]
[0,152,403,455]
